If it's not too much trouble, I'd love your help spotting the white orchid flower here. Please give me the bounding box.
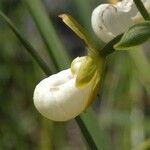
[33,56,104,121]
[91,0,150,42]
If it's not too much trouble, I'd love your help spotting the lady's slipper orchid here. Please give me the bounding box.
[33,56,104,121]
[91,0,150,42]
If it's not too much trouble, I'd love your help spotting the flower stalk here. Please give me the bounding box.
[133,0,150,20]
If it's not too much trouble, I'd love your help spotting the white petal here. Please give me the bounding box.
[104,3,137,36]
[91,0,148,42]
[91,4,115,42]
[33,69,93,121]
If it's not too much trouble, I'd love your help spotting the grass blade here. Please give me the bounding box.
[114,22,150,50]
[76,108,110,150]
[0,11,52,76]
[23,0,70,70]
[129,48,150,96]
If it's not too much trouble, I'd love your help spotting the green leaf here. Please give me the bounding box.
[114,21,150,50]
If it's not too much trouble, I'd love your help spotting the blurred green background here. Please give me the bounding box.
[0,0,150,149]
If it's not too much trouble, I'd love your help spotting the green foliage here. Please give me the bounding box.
[76,108,110,150]
[24,0,70,70]
[0,11,52,76]
[114,21,150,50]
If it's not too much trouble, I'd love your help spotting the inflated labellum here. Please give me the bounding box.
[33,56,104,121]
[91,0,150,43]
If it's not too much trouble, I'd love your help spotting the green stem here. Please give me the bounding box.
[133,0,150,20]
[0,11,52,76]
[100,34,123,57]
[76,108,110,150]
